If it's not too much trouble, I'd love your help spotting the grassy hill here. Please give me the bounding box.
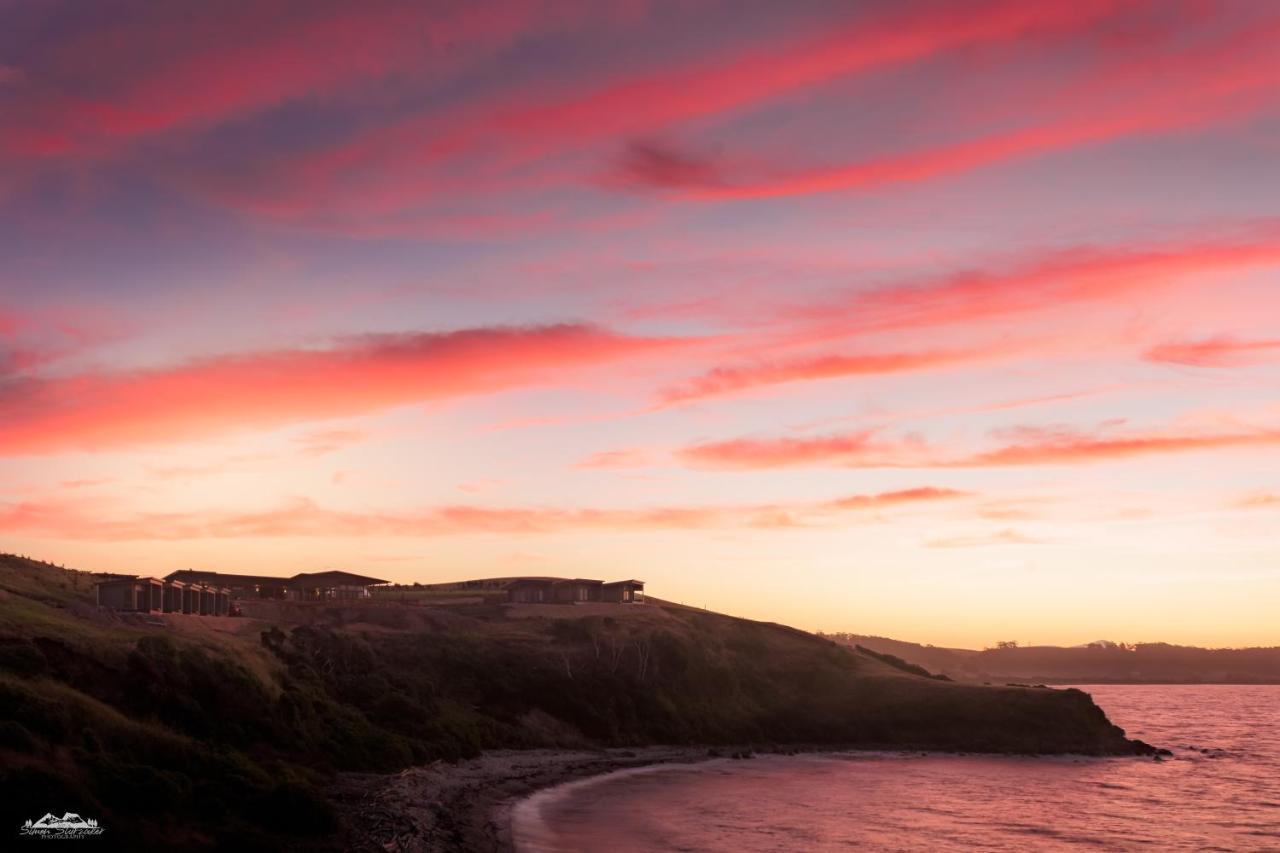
[1,554,1154,851]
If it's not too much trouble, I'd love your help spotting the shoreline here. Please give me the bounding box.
[330,746,725,852]
[329,742,1158,852]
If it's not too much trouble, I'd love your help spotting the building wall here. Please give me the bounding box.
[287,585,373,601]
[603,584,644,603]
[554,583,601,603]
[509,585,549,603]
[163,584,183,612]
[145,583,164,612]
[97,583,140,610]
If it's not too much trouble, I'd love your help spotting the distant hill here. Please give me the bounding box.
[826,634,1280,684]
[1,553,1153,851]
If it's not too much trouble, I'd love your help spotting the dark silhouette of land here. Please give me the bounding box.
[1,554,1156,851]
[825,634,1280,684]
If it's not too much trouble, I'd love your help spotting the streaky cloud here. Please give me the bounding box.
[0,323,684,455]
[0,486,972,541]
[1144,336,1280,367]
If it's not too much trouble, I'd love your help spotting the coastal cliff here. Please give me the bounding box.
[1,555,1153,851]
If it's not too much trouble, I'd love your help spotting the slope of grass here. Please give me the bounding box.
[0,554,1149,850]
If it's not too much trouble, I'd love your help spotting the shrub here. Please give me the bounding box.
[0,640,47,676]
[0,719,36,751]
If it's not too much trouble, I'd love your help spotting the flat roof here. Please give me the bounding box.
[166,570,290,585]
[290,570,389,586]
[164,569,388,587]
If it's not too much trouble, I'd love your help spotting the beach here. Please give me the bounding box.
[330,746,778,852]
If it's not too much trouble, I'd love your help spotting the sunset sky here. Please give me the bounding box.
[3,0,1279,648]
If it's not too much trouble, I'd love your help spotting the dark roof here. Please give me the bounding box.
[506,577,607,588]
[165,570,290,586]
[289,570,388,586]
[602,579,645,586]
[165,569,387,587]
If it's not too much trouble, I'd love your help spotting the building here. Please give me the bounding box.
[162,569,389,601]
[602,580,645,603]
[553,578,604,603]
[501,576,643,604]
[162,580,185,613]
[95,576,230,615]
[506,578,555,603]
[287,570,389,601]
[165,570,291,599]
[95,577,152,612]
[503,577,605,604]
[95,576,169,612]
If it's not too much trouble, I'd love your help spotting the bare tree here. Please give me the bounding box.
[634,635,652,680]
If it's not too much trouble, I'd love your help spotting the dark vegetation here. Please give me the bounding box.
[854,644,951,680]
[2,555,1150,850]
[825,632,1280,684]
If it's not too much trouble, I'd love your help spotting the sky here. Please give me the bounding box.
[2,0,1279,649]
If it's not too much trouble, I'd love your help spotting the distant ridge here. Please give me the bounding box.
[825,633,1280,684]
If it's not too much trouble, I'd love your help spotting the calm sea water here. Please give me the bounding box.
[512,685,1280,851]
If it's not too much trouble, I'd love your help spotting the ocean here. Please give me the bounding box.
[511,685,1280,851]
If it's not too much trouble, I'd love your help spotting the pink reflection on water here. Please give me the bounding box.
[513,686,1280,852]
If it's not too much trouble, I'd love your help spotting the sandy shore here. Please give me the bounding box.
[330,746,758,852]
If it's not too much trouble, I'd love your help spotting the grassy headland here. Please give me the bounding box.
[0,554,1155,850]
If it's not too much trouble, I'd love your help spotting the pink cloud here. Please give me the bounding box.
[0,1,558,158]
[662,16,1280,201]
[575,449,655,469]
[199,0,1118,227]
[1233,493,1280,510]
[0,324,685,455]
[795,228,1280,340]
[498,1,1111,147]
[605,226,1280,370]
[678,421,1280,470]
[826,487,969,510]
[58,478,112,490]
[657,348,991,405]
[293,429,370,457]
[680,430,895,470]
[963,425,1280,467]
[1144,336,1280,367]
[925,528,1046,548]
[0,486,972,541]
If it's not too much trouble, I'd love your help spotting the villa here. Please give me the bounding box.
[424,576,645,604]
[96,571,642,613]
[164,569,389,601]
[95,576,231,615]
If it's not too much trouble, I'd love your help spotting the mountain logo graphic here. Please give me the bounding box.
[20,811,105,838]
